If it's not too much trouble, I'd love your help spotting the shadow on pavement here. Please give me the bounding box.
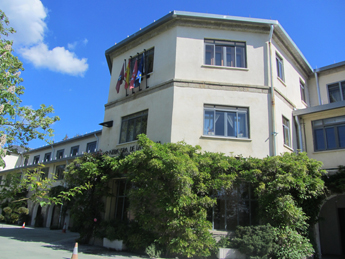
[0,224,145,258]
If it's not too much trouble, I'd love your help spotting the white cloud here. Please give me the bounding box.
[67,38,88,50]
[20,43,88,76]
[0,0,88,77]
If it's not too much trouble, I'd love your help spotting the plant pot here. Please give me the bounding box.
[103,238,126,251]
[218,248,246,259]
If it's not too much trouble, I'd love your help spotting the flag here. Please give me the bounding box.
[129,59,138,89]
[124,58,131,89]
[135,54,144,88]
[116,62,125,93]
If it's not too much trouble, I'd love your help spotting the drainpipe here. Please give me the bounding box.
[268,24,277,156]
[294,115,303,153]
[51,145,54,161]
[315,71,322,105]
[94,133,99,151]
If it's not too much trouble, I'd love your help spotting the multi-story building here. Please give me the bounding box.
[0,130,102,228]
[1,11,344,257]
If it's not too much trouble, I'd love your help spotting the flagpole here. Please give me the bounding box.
[144,49,148,89]
[125,59,128,96]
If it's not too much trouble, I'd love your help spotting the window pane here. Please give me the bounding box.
[226,46,235,67]
[238,200,250,227]
[141,114,148,135]
[205,45,214,65]
[135,117,142,139]
[314,129,325,150]
[115,197,125,220]
[324,116,345,125]
[225,192,238,231]
[214,198,226,230]
[238,112,248,138]
[338,125,345,148]
[328,83,341,103]
[300,83,306,102]
[236,47,246,68]
[226,112,236,137]
[325,127,336,149]
[126,119,135,142]
[146,48,154,74]
[120,120,128,143]
[204,110,214,135]
[215,111,225,136]
[215,46,223,66]
[342,82,345,100]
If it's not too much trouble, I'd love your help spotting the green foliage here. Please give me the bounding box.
[1,205,28,224]
[0,9,60,168]
[146,243,162,259]
[52,151,121,243]
[230,224,314,259]
[323,166,345,194]
[231,224,279,258]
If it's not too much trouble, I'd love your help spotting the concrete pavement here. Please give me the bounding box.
[0,223,145,259]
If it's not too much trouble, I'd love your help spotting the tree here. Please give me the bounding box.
[0,10,60,168]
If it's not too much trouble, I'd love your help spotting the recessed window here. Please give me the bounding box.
[86,141,97,153]
[130,48,154,75]
[56,149,64,160]
[204,105,249,138]
[328,81,345,103]
[204,39,246,68]
[41,167,49,180]
[207,182,258,231]
[283,116,291,147]
[55,165,65,180]
[115,179,130,221]
[300,81,306,103]
[276,54,284,81]
[313,116,345,151]
[120,110,148,144]
[33,155,40,165]
[70,146,79,156]
[44,152,51,162]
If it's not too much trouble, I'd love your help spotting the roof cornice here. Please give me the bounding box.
[105,11,313,75]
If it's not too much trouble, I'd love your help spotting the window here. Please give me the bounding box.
[205,40,246,68]
[56,149,64,160]
[0,176,2,185]
[33,155,40,165]
[86,141,97,153]
[70,146,79,156]
[44,152,51,162]
[300,81,306,103]
[313,116,345,151]
[120,110,148,143]
[41,167,49,180]
[55,165,65,180]
[115,179,130,220]
[130,48,154,75]
[328,81,345,103]
[207,182,258,231]
[24,157,28,166]
[282,116,291,147]
[276,54,284,81]
[204,105,249,138]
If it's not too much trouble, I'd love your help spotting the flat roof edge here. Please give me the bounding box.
[293,101,345,116]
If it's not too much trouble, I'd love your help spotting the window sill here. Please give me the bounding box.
[277,77,286,86]
[201,135,252,142]
[284,144,294,152]
[313,148,345,154]
[117,140,138,147]
[202,65,249,71]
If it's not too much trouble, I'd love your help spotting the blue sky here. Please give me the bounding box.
[1,0,344,148]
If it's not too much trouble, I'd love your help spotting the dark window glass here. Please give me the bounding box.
[41,167,49,180]
[86,141,97,153]
[115,179,130,221]
[44,152,51,162]
[276,55,284,81]
[33,155,40,165]
[313,116,345,151]
[55,165,65,180]
[56,149,64,160]
[119,110,148,144]
[70,146,79,156]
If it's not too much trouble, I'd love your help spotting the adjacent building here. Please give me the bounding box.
[1,11,344,256]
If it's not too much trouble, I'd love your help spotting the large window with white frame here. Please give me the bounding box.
[313,116,345,151]
[204,105,249,138]
[328,80,345,103]
[204,39,246,68]
[282,116,291,147]
[119,110,148,144]
[276,54,284,81]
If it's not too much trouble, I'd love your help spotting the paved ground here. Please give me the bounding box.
[0,224,145,259]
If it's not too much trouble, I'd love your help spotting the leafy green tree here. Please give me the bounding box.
[0,9,60,168]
